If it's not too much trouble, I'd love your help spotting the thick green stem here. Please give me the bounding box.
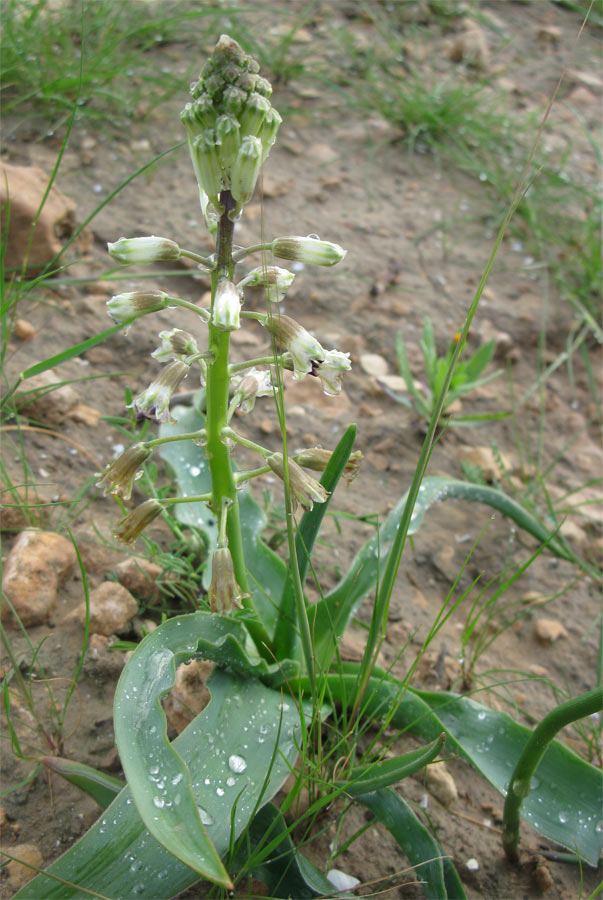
[205,190,271,656]
[502,686,603,862]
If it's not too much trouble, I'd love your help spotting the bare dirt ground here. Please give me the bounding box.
[1,1,602,898]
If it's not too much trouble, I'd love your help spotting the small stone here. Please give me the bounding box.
[261,173,293,197]
[478,319,514,359]
[449,26,489,69]
[14,368,80,426]
[465,857,480,872]
[0,485,49,532]
[115,556,163,601]
[567,85,599,112]
[84,633,126,678]
[537,24,561,43]
[529,664,549,677]
[339,629,385,665]
[535,618,568,644]
[376,374,408,394]
[306,143,338,164]
[71,582,139,636]
[164,659,213,733]
[425,760,458,807]
[359,353,389,377]
[532,855,554,892]
[5,842,43,889]
[1,531,77,626]
[326,870,361,892]
[567,68,603,92]
[14,319,35,341]
[521,591,548,607]
[458,445,512,482]
[69,403,101,426]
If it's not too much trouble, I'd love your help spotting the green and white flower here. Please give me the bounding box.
[316,349,352,396]
[132,360,190,424]
[152,329,199,363]
[271,235,347,267]
[213,278,241,332]
[107,236,181,264]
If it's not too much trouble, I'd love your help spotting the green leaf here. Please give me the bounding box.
[310,475,576,668]
[462,339,496,383]
[309,671,603,867]
[41,757,124,809]
[159,406,287,622]
[273,424,357,660]
[235,803,339,898]
[335,734,445,797]
[16,664,308,899]
[355,788,466,900]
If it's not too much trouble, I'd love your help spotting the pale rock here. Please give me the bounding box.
[478,319,515,359]
[1,531,76,626]
[14,319,35,341]
[306,142,338,164]
[339,629,385,666]
[535,618,568,644]
[529,664,549,677]
[458,445,512,482]
[376,374,408,394]
[164,659,213,733]
[567,68,603,92]
[115,555,163,601]
[284,371,351,418]
[567,85,600,113]
[0,485,49,532]
[5,842,43,889]
[85,633,127,677]
[426,760,459,807]
[261,173,293,197]
[521,591,548,607]
[449,26,490,69]
[0,163,91,270]
[559,519,588,551]
[359,353,389,377]
[537,24,561,43]
[326,870,361,892]
[14,368,80,426]
[0,807,10,834]
[69,403,101,426]
[73,582,139,636]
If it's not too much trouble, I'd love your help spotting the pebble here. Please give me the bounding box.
[521,591,548,607]
[261,173,293,197]
[425,760,459,807]
[69,404,101,426]
[14,319,35,341]
[449,26,490,69]
[535,618,568,644]
[306,142,338,164]
[458,445,513,482]
[326,870,361,892]
[465,857,480,872]
[5,842,43,889]
[359,353,389,377]
[1,531,76,626]
[0,485,49,533]
[115,556,163,601]
[71,582,139,636]
[529,664,549,677]
[376,374,408,394]
[164,659,212,733]
[14,368,80,427]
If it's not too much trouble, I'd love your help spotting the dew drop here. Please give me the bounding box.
[132,884,145,895]
[198,806,214,825]
[153,797,165,808]
[171,773,183,786]
[228,754,247,774]
[216,787,225,797]
[130,860,143,873]
[226,777,235,787]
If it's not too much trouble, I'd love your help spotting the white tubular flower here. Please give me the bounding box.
[96,442,152,500]
[231,135,262,207]
[230,367,273,414]
[152,329,199,363]
[132,360,190,424]
[114,499,163,545]
[106,291,170,325]
[271,235,347,267]
[213,278,241,331]
[238,266,295,303]
[208,547,247,613]
[316,349,352,396]
[294,448,363,484]
[107,236,181,264]
[263,314,325,380]
[267,452,329,512]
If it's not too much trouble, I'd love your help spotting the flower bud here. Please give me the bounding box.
[114,499,162,545]
[96,442,152,500]
[239,92,271,138]
[259,108,282,163]
[132,360,190,424]
[262,314,325,381]
[231,136,262,207]
[208,547,247,613]
[271,236,347,267]
[316,349,352,396]
[107,236,181,264]
[106,291,170,325]
[238,266,294,303]
[215,113,241,173]
[192,130,223,204]
[267,452,329,512]
[213,278,241,331]
[230,367,273,414]
[294,448,363,484]
[152,329,199,363]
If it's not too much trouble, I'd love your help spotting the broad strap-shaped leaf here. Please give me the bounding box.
[356,788,466,900]
[159,405,287,624]
[273,424,358,661]
[234,803,342,899]
[15,665,308,899]
[310,476,575,669]
[41,757,124,809]
[335,734,445,798]
[306,670,603,867]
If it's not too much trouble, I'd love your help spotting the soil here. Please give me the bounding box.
[1,2,601,899]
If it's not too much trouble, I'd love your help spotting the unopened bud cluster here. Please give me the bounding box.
[181,34,281,213]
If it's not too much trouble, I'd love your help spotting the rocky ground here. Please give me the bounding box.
[1,1,602,897]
